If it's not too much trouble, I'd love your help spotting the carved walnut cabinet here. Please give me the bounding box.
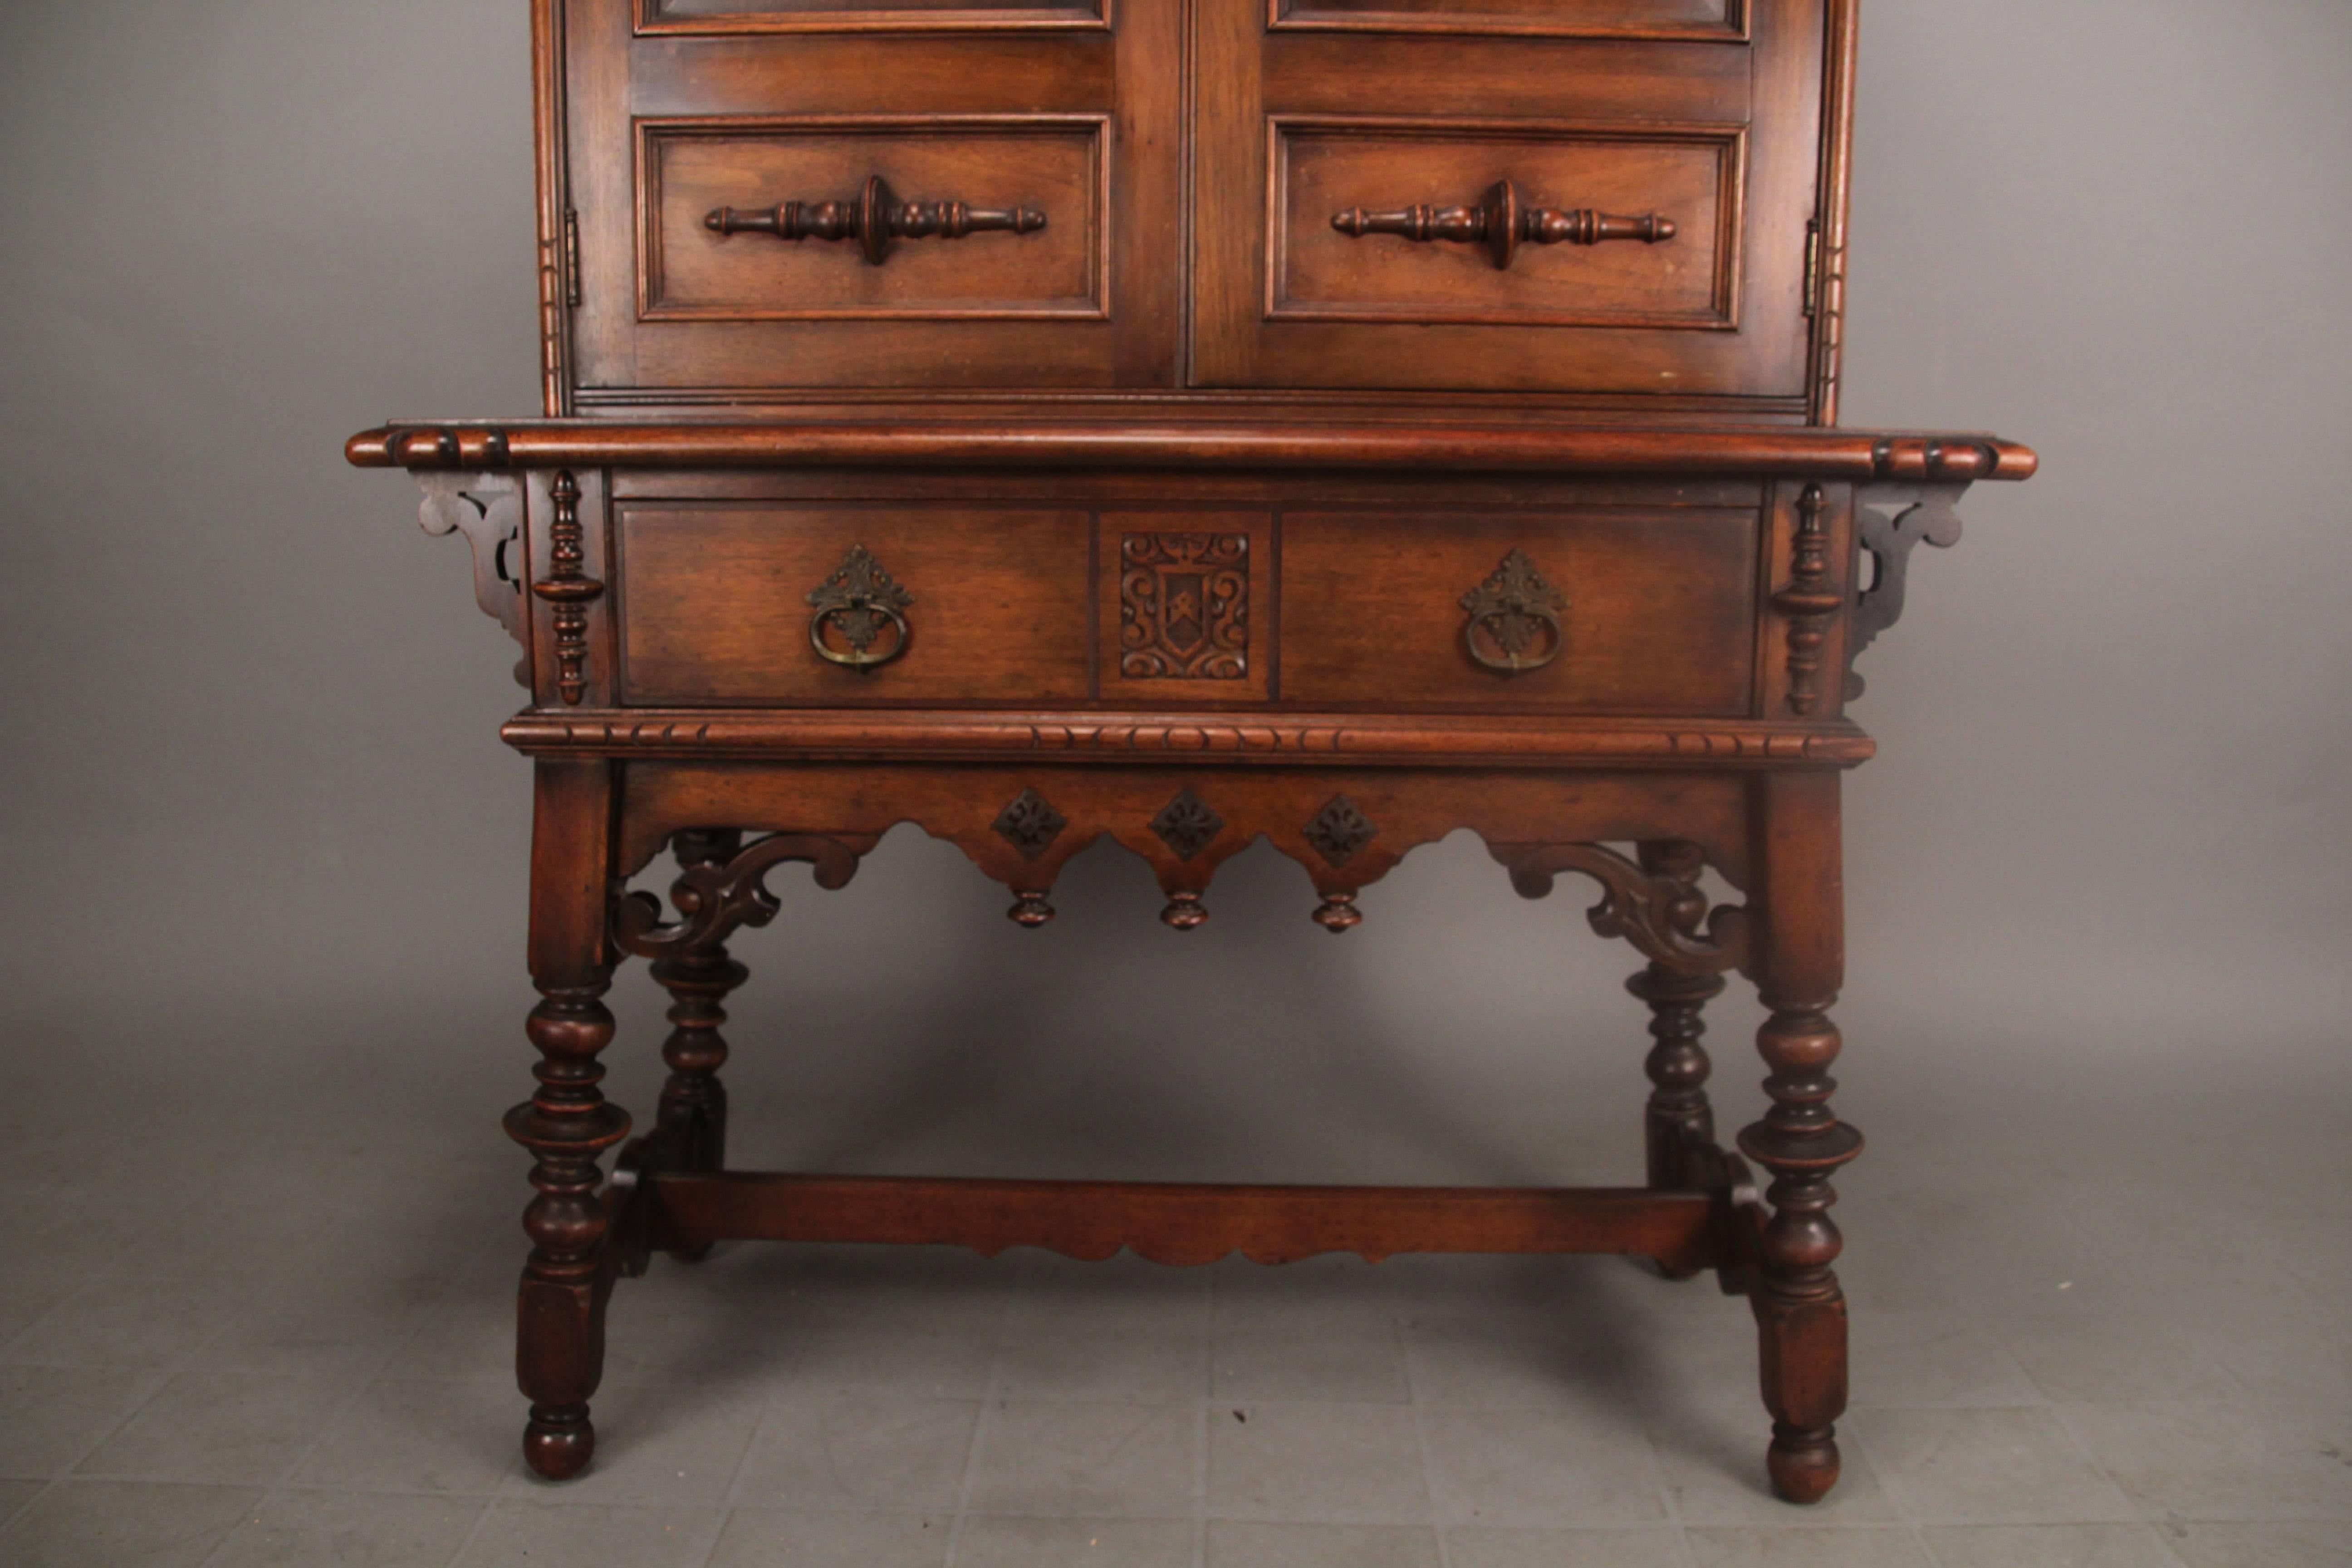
[351,0,2033,1503]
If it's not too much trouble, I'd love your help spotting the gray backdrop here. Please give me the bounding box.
[3,0,2347,1184]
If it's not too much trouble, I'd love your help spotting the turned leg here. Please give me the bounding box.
[508,761,630,1481]
[1736,772,1863,1506]
[653,828,749,1177]
[1629,841,1723,1193]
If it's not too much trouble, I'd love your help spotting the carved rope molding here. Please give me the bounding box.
[1491,842,1751,975]
[530,471,605,706]
[1844,482,1968,702]
[612,832,870,960]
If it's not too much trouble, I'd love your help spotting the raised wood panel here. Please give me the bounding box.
[640,0,1106,34]
[1273,118,1743,329]
[639,118,1107,321]
[1270,0,1744,41]
[1191,0,1825,396]
[615,504,1093,704]
[1279,509,1759,714]
[564,0,1181,390]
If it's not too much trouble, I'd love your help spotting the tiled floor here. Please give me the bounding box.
[2,1044,2346,1568]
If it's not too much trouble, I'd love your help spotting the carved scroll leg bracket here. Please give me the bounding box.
[507,983,631,1481]
[1494,842,1750,977]
[1845,480,1969,702]
[415,472,530,688]
[612,833,871,962]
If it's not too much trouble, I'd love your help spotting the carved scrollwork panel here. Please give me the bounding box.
[1492,842,1750,975]
[1119,534,1250,681]
[612,831,871,960]
[1845,483,1967,701]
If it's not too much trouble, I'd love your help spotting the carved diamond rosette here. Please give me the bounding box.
[1149,788,1225,862]
[992,788,1069,861]
[1119,534,1249,680]
[1304,794,1377,868]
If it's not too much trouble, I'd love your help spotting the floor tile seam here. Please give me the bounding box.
[445,1487,519,1568]
[1392,1315,1451,1556]
[938,1341,1002,1568]
[29,1363,176,1485]
[186,1487,495,1568]
[2043,1399,2200,1532]
[267,1263,478,1494]
[0,1478,66,1553]
[1834,1409,1926,1530]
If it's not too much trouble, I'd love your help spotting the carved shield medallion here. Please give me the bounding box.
[1119,534,1249,680]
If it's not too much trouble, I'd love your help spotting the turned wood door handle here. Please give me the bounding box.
[706,173,1046,267]
[805,544,914,670]
[1332,178,1676,271]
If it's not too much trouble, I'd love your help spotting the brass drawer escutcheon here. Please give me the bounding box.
[806,544,914,670]
[1460,548,1567,675]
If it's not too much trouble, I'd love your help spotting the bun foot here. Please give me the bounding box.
[1766,1423,1839,1504]
[524,1404,596,1480]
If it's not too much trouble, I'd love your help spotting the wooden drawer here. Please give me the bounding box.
[1191,0,1822,397]
[615,504,1093,703]
[1279,508,1759,714]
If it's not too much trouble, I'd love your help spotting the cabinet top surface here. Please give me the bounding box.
[347,418,2037,480]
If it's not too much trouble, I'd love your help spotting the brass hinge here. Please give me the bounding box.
[564,209,582,309]
[1803,220,1822,318]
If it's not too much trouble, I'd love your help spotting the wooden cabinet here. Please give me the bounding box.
[354,0,2034,1509]
[559,0,1815,407]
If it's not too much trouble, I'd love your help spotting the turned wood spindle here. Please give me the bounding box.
[651,829,750,1190]
[1627,842,1722,1193]
[506,980,630,1481]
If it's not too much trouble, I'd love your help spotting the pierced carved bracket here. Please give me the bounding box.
[1845,483,1967,702]
[415,472,529,687]
[1492,842,1751,975]
[612,832,872,960]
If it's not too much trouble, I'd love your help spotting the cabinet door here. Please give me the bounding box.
[564,0,1182,396]
[1190,0,1823,399]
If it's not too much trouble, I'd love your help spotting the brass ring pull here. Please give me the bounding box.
[1460,548,1568,676]
[707,174,1046,267]
[1333,179,1675,271]
[805,544,914,671]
